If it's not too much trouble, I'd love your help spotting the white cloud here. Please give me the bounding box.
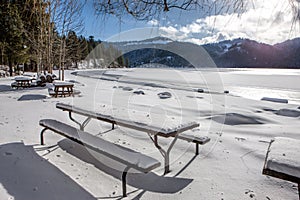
[147,19,159,26]
[159,26,187,40]
[158,0,300,44]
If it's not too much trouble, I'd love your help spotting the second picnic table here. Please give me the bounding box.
[11,76,33,88]
[49,81,74,98]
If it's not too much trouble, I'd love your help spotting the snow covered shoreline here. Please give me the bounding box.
[0,68,299,199]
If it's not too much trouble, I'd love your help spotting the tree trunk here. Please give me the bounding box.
[8,59,13,76]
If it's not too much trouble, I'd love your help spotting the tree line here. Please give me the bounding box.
[0,0,125,80]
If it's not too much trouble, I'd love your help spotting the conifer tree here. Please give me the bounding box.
[0,2,27,76]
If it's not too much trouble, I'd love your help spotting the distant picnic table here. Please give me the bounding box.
[11,76,33,89]
[48,81,74,98]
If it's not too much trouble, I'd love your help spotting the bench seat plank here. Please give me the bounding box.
[263,137,300,184]
[39,119,161,173]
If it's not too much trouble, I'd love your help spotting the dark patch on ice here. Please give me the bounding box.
[133,90,145,95]
[4,152,12,156]
[18,94,47,101]
[298,106,300,110]
[210,113,266,125]
[158,92,172,99]
[274,109,300,118]
[122,87,133,91]
[263,107,300,118]
[261,97,288,104]
[186,95,203,99]
[102,72,122,79]
[262,108,276,112]
[144,83,166,88]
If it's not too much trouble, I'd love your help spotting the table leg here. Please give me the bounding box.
[67,86,71,96]
[68,112,91,131]
[16,81,21,89]
[152,134,179,174]
[63,86,66,97]
[54,87,58,98]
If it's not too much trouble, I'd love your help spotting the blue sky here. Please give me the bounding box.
[81,1,153,40]
[81,0,300,45]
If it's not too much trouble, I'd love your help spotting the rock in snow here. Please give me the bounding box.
[133,90,145,95]
[157,92,172,99]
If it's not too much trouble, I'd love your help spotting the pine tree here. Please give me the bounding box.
[0,2,28,76]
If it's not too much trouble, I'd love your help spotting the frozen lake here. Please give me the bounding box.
[74,68,300,105]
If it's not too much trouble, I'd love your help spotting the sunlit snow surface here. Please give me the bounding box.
[75,68,300,105]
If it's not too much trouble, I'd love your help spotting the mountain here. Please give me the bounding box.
[107,37,300,68]
[203,38,300,68]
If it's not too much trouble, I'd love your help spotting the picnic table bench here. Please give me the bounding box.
[55,103,210,174]
[39,119,160,197]
[262,137,300,199]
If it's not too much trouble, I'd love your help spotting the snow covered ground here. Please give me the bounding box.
[0,68,299,200]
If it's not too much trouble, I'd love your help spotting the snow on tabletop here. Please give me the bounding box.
[266,137,300,178]
[14,76,33,81]
[53,80,74,86]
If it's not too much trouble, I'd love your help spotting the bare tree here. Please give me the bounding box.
[92,0,248,20]
[17,0,51,74]
[51,0,84,80]
[289,0,300,27]
[93,0,300,23]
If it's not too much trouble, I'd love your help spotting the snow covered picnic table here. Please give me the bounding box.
[11,76,33,88]
[39,103,210,196]
[48,81,74,97]
[55,103,210,174]
[263,137,300,199]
